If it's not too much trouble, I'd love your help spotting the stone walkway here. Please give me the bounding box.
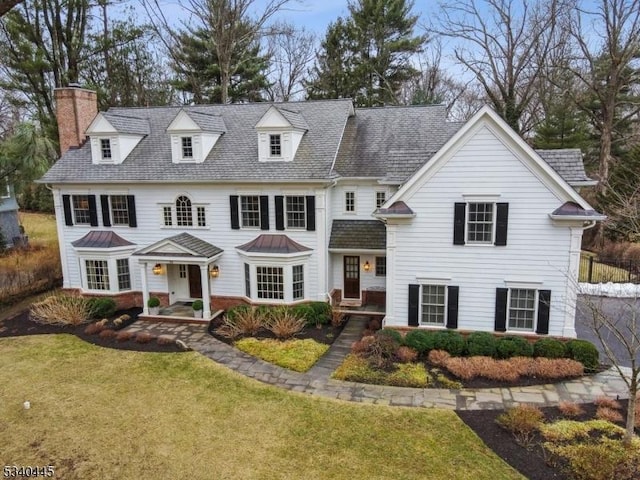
[124,318,631,411]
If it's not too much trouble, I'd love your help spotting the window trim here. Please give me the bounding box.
[238,253,311,304]
[100,138,112,161]
[240,195,261,229]
[181,136,194,159]
[507,288,539,332]
[344,191,356,214]
[1,183,10,199]
[285,195,306,229]
[109,195,130,226]
[160,196,208,229]
[375,191,387,209]
[269,134,282,158]
[466,202,496,245]
[375,256,386,277]
[72,194,91,225]
[75,248,136,294]
[419,284,448,327]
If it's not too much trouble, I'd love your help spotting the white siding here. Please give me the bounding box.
[331,182,392,219]
[331,254,386,295]
[387,126,576,336]
[56,184,326,302]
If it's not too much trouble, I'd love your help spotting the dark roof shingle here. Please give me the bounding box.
[329,220,386,250]
[236,234,311,254]
[72,230,135,248]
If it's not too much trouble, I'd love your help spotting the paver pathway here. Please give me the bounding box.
[125,318,631,410]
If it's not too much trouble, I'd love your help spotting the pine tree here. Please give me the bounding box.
[172,24,269,104]
[307,0,425,106]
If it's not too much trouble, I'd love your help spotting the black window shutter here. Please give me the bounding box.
[495,203,509,246]
[230,195,239,229]
[127,195,137,227]
[408,284,420,326]
[495,288,508,332]
[536,290,551,335]
[275,196,284,231]
[100,195,111,227]
[88,195,98,227]
[306,195,316,231]
[453,203,466,245]
[62,195,73,226]
[260,195,269,230]
[446,286,459,329]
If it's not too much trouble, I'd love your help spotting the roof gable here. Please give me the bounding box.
[389,106,595,211]
[134,232,223,258]
[255,106,294,129]
[86,113,117,135]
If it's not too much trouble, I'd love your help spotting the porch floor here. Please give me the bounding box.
[139,301,222,324]
[336,303,385,317]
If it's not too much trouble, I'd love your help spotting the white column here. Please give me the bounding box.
[563,227,582,338]
[200,264,211,318]
[140,262,149,315]
[52,189,71,288]
[315,188,328,301]
[384,223,397,326]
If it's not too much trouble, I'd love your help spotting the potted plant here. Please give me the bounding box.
[192,300,204,319]
[147,297,160,315]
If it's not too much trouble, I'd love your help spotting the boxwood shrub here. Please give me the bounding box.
[566,339,599,371]
[495,336,534,359]
[466,331,497,357]
[404,330,438,354]
[88,297,117,319]
[533,338,567,359]
[291,304,316,326]
[309,301,331,325]
[377,328,403,345]
[433,330,466,356]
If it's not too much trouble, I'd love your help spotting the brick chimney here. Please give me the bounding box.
[54,84,98,155]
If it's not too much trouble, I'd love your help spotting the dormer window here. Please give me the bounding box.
[181,137,193,159]
[100,139,112,160]
[270,134,282,157]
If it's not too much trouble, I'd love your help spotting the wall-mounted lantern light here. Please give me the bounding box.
[209,265,220,278]
[363,261,371,272]
[152,263,163,275]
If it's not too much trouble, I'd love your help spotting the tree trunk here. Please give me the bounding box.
[625,378,637,446]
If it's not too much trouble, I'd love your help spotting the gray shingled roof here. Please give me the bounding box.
[236,234,312,254]
[102,113,150,135]
[277,108,309,130]
[551,201,603,218]
[134,232,222,258]
[375,201,415,216]
[329,220,386,250]
[333,105,462,181]
[536,149,594,185]
[185,111,226,132]
[71,230,135,248]
[42,99,354,183]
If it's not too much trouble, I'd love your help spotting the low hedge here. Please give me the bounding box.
[404,330,438,354]
[495,336,534,359]
[433,330,466,356]
[466,332,497,357]
[533,338,567,359]
[566,339,599,371]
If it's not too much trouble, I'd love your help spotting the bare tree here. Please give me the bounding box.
[264,22,315,102]
[431,0,567,133]
[141,0,297,104]
[565,0,640,195]
[580,295,640,445]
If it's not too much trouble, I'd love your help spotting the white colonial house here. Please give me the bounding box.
[40,86,604,337]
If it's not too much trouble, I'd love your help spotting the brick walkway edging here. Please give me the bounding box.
[124,318,631,411]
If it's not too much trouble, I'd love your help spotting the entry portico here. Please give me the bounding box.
[133,233,223,318]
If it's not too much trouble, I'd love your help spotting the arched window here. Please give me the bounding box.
[176,196,193,226]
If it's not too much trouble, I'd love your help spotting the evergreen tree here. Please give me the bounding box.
[533,94,592,151]
[172,24,269,103]
[307,0,425,106]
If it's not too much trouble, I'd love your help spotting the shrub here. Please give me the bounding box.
[192,300,203,311]
[433,330,466,356]
[332,354,429,388]
[558,401,585,418]
[533,338,567,359]
[377,328,403,345]
[444,357,478,381]
[330,308,345,328]
[147,297,160,308]
[84,322,105,335]
[594,396,621,410]
[530,358,584,380]
[116,330,134,342]
[135,332,154,344]
[427,349,451,366]
[596,406,624,423]
[404,330,438,354]
[112,314,132,329]
[466,332,497,357]
[99,329,117,339]
[30,293,90,326]
[496,405,545,446]
[566,339,599,371]
[540,419,624,442]
[291,304,315,326]
[87,297,117,319]
[495,336,534,359]
[434,373,463,390]
[217,307,265,338]
[309,301,331,325]
[351,336,375,356]
[482,359,520,382]
[266,309,306,339]
[356,333,399,369]
[367,318,382,331]
[395,346,418,363]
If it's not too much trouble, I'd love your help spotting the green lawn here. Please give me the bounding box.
[0,335,524,480]
[18,211,58,246]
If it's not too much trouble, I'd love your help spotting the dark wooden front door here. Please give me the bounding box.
[188,265,202,299]
[343,256,360,299]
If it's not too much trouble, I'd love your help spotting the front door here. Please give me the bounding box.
[188,265,202,299]
[343,256,360,299]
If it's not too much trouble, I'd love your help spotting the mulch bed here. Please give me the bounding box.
[0,308,183,353]
[208,315,346,346]
[457,401,635,480]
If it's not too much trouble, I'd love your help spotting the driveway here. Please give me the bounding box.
[576,295,640,368]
